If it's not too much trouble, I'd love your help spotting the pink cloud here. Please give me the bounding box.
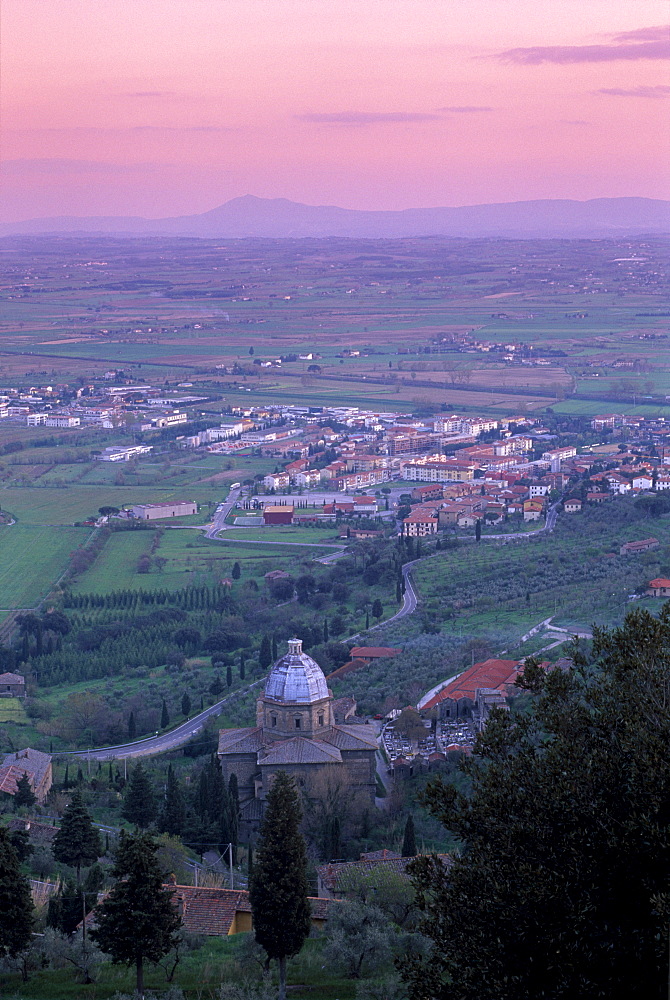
[597,85,670,98]
[498,26,669,64]
[437,106,493,113]
[295,111,442,125]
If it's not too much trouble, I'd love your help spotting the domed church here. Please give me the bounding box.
[218,639,378,829]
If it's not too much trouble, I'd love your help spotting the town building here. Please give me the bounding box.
[217,639,378,833]
[131,501,197,520]
[647,578,670,598]
[262,505,294,525]
[0,671,25,698]
[0,748,53,803]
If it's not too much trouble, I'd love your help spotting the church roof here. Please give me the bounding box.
[217,727,264,754]
[264,638,329,705]
[321,725,379,751]
[259,737,342,765]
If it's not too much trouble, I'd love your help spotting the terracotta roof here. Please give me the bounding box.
[350,647,401,659]
[649,578,670,588]
[166,886,335,934]
[1,749,51,793]
[259,737,342,765]
[0,672,25,684]
[422,659,522,709]
[317,854,451,891]
[360,849,401,861]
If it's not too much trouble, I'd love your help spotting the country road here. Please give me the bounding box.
[61,678,265,761]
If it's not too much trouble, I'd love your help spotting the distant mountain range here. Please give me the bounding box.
[2,195,669,239]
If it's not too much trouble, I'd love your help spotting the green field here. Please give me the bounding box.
[71,527,336,594]
[0,697,27,723]
[0,525,89,608]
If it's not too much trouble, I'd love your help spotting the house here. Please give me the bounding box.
[523,499,544,522]
[563,498,582,513]
[317,853,451,899]
[632,475,653,490]
[262,505,294,525]
[620,538,659,556]
[350,646,401,663]
[403,512,438,536]
[586,492,609,504]
[0,748,53,803]
[647,578,670,598]
[0,671,25,698]
[166,884,335,936]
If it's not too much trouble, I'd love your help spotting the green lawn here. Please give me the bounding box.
[0,525,89,608]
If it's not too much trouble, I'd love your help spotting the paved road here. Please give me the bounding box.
[486,501,560,541]
[204,485,241,538]
[346,557,419,642]
[62,678,265,761]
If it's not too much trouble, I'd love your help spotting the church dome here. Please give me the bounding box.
[264,638,329,705]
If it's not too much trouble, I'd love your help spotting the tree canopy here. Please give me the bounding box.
[53,789,102,881]
[0,825,33,960]
[91,830,181,995]
[401,607,670,1000]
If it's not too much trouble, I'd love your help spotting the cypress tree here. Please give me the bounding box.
[122,762,156,829]
[90,831,181,996]
[53,788,102,882]
[0,825,33,959]
[239,653,246,680]
[63,763,70,790]
[181,692,191,717]
[272,635,278,660]
[128,711,136,740]
[249,772,311,1000]
[323,618,329,642]
[232,561,241,580]
[401,814,417,857]
[226,665,233,688]
[159,765,185,837]
[14,772,36,809]
[259,635,272,671]
[161,699,170,729]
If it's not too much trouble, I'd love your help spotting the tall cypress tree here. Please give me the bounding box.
[161,699,170,729]
[250,772,311,1000]
[122,762,156,829]
[0,825,33,960]
[159,765,185,837]
[401,814,417,857]
[53,789,102,882]
[128,711,136,740]
[91,831,181,996]
[259,635,272,671]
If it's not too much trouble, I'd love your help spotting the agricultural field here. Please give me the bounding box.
[0,524,88,609]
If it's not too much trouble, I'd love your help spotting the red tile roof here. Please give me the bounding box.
[422,659,522,709]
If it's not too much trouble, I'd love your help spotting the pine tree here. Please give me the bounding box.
[159,765,185,837]
[13,772,36,809]
[53,789,102,881]
[161,699,169,729]
[401,814,417,857]
[122,762,156,829]
[250,772,311,1000]
[0,825,33,959]
[181,692,191,717]
[91,831,181,995]
[259,635,272,671]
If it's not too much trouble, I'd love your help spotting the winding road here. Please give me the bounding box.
[60,498,563,761]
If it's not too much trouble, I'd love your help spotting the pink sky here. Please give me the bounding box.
[1,0,668,220]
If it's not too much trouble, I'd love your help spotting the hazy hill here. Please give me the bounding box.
[2,195,669,239]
